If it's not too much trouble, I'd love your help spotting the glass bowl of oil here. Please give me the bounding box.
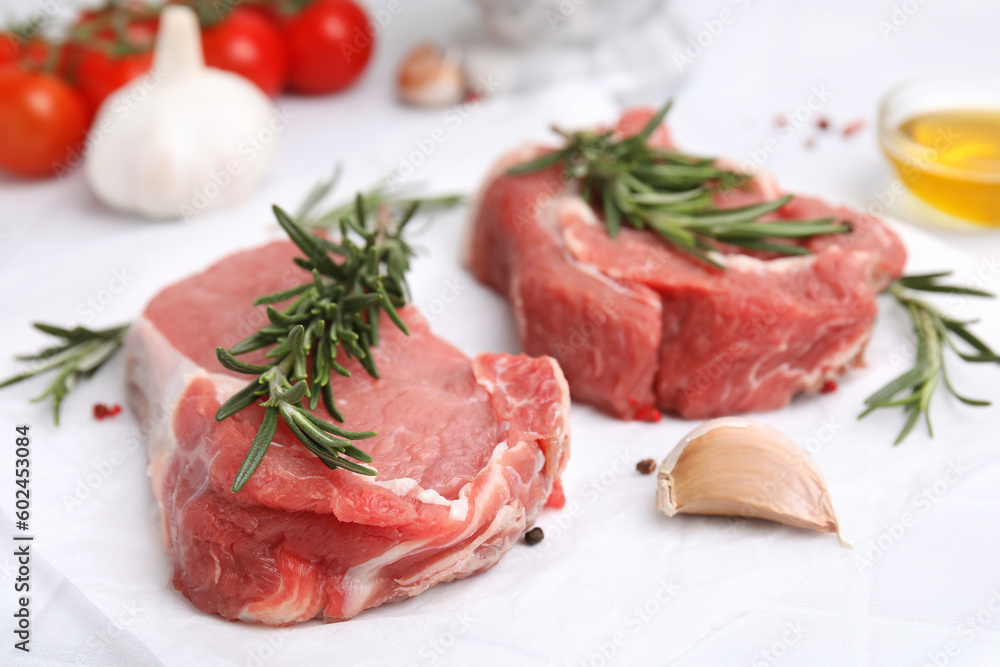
[878,76,1000,226]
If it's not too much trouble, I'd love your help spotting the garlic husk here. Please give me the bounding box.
[397,43,466,108]
[85,6,277,220]
[657,417,849,546]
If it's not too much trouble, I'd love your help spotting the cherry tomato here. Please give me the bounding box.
[63,2,157,108]
[202,7,288,97]
[0,34,19,67]
[281,0,373,95]
[0,66,90,178]
[75,47,153,113]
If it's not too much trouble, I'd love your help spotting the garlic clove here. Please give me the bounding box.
[656,417,849,547]
[397,43,466,108]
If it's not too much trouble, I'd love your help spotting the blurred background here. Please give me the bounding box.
[1,0,998,248]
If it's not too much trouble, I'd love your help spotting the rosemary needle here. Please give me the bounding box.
[507,100,849,268]
[860,272,999,444]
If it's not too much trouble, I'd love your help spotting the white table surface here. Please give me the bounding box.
[1,1,999,665]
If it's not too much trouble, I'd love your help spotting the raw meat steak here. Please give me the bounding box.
[125,239,570,624]
[467,108,906,420]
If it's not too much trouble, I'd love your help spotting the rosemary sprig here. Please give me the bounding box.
[507,101,850,268]
[860,272,999,444]
[217,186,459,492]
[0,323,129,425]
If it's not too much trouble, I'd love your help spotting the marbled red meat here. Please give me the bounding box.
[125,240,570,624]
[466,108,906,420]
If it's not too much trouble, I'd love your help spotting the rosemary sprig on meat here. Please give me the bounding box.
[507,101,850,268]
[860,273,999,444]
[217,187,459,492]
[0,323,129,425]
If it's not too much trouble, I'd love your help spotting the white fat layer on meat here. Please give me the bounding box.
[490,440,510,458]
[738,322,869,403]
[534,188,572,238]
[568,251,663,309]
[722,252,815,274]
[476,348,569,480]
[372,442,521,523]
[237,552,325,624]
[343,494,524,619]
[237,595,314,625]
[376,478,452,508]
[125,317,195,493]
[552,194,594,227]
[126,316,244,490]
[449,497,470,522]
[211,373,253,404]
[126,317,232,560]
[378,477,423,496]
[547,356,573,446]
[551,200,662,307]
[532,449,546,477]
[124,316,202,546]
[799,329,871,388]
[393,438,521,590]
[340,539,434,618]
[509,273,529,353]
[396,504,523,590]
[551,200,663,307]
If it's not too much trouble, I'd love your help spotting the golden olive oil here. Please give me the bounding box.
[884,109,1000,224]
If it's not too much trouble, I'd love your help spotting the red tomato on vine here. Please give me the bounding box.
[64,2,159,112]
[0,34,20,67]
[280,0,373,95]
[201,7,289,97]
[0,66,90,178]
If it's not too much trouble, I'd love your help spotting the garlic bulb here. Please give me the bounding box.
[656,417,849,546]
[397,43,467,108]
[85,6,278,220]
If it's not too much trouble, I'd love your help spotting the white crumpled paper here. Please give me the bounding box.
[1,81,998,666]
